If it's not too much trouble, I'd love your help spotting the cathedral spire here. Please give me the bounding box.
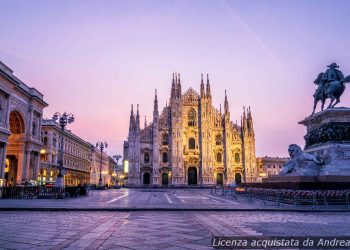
[247,106,254,135]
[177,73,181,99]
[136,104,140,131]
[242,106,248,130]
[129,104,135,133]
[171,73,175,99]
[206,73,211,98]
[200,73,205,97]
[224,89,229,114]
[153,89,158,117]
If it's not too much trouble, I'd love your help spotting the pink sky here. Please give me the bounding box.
[1,0,350,157]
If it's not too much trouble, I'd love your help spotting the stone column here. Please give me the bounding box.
[34,152,40,180]
[16,150,25,183]
[22,149,31,181]
[0,142,7,182]
[5,95,11,131]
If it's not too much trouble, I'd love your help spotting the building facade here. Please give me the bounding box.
[0,62,48,187]
[39,119,93,186]
[256,156,289,178]
[90,147,112,186]
[124,73,257,187]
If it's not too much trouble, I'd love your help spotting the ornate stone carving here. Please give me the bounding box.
[304,122,350,148]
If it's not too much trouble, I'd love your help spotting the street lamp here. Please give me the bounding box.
[113,154,122,185]
[96,141,108,187]
[52,112,74,188]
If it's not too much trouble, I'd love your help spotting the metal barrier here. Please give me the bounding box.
[210,186,350,208]
[0,186,87,199]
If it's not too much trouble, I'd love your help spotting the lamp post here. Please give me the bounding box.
[96,142,108,187]
[52,112,74,188]
[113,154,122,185]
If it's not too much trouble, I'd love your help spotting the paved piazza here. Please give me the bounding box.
[0,211,350,249]
[0,189,269,210]
[1,189,350,249]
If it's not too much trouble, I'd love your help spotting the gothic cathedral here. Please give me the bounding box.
[123,73,257,187]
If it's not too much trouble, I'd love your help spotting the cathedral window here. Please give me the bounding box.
[162,152,168,163]
[216,152,222,163]
[235,153,240,163]
[215,134,222,145]
[188,138,195,150]
[162,133,169,145]
[188,109,196,126]
[144,152,150,163]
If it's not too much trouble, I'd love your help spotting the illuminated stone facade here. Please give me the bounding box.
[90,147,113,186]
[0,61,47,186]
[124,73,258,187]
[256,156,289,178]
[40,120,93,186]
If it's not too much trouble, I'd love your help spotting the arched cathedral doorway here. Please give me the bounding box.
[235,173,242,184]
[188,167,197,185]
[143,173,150,185]
[162,173,168,186]
[216,173,223,186]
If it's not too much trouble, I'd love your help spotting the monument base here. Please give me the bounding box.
[299,107,350,175]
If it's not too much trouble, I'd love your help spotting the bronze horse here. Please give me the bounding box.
[312,73,350,115]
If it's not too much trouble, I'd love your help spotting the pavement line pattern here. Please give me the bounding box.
[85,213,131,249]
[49,213,116,250]
[106,193,128,204]
[164,193,173,203]
[207,213,262,236]
[204,194,240,204]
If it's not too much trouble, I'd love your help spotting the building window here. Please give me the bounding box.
[215,134,222,145]
[162,152,168,163]
[235,153,240,163]
[43,137,48,146]
[144,152,150,163]
[32,121,37,136]
[188,138,195,149]
[162,133,169,145]
[188,109,196,126]
[216,152,222,163]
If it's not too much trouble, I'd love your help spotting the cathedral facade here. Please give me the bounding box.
[123,73,257,187]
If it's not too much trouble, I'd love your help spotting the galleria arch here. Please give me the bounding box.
[0,62,47,186]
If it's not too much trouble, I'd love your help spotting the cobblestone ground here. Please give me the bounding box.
[0,211,350,250]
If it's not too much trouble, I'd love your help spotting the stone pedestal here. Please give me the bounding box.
[299,107,350,176]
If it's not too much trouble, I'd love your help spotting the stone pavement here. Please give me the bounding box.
[0,211,350,249]
[1,188,346,211]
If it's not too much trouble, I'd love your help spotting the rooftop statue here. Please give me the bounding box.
[280,144,323,176]
[311,63,350,115]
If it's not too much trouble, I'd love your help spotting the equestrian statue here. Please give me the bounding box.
[311,63,350,115]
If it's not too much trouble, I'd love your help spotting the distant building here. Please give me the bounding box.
[40,119,93,186]
[90,147,111,186]
[256,156,289,178]
[0,61,48,187]
[124,73,257,187]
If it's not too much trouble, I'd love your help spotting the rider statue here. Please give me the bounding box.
[311,63,350,115]
[322,63,344,84]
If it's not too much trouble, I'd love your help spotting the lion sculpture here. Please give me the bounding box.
[280,144,324,176]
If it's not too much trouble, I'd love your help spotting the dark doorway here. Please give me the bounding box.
[216,173,223,185]
[143,173,150,185]
[188,167,197,185]
[5,156,18,187]
[162,173,168,186]
[235,173,242,184]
